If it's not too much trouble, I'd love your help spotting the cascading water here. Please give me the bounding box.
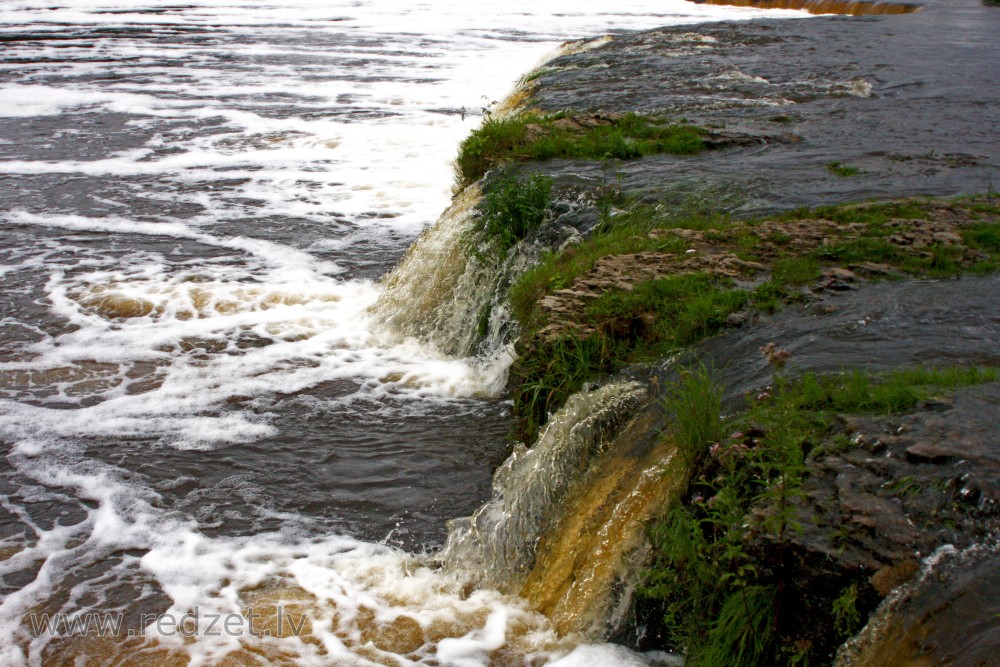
[371,184,490,359]
[369,176,548,393]
[440,382,649,591]
[439,379,693,641]
[0,0,810,664]
[369,181,533,362]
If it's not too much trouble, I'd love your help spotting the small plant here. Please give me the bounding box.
[664,365,724,463]
[826,161,862,177]
[476,303,492,339]
[519,66,556,85]
[832,584,861,638]
[887,476,923,499]
[476,168,552,260]
[963,222,1000,252]
[595,158,625,223]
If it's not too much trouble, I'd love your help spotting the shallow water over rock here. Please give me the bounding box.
[529,0,999,216]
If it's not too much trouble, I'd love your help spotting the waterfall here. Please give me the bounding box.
[369,35,612,365]
[371,183,490,358]
[438,379,691,638]
[370,181,540,372]
[440,381,648,588]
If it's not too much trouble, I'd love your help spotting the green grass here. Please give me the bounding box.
[455,112,707,185]
[813,236,906,263]
[786,199,931,226]
[585,273,749,346]
[794,365,999,414]
[640,364,999,667]
[511,266,797,439]
[665,365,725,464]
[772,256,820,285]
[475,168,552,260]
[826,161,862,177]
[507,194,1000,438]
[963,222,1000,252]
[509,203,727,326]
[512,335,619,438]
[512,273,768,438]
[518,66,556,85]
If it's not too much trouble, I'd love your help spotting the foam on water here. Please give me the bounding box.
[0,0,806,663]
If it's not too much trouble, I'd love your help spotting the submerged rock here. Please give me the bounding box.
[528,0,998,214]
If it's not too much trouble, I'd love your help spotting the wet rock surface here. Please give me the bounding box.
[835,544,1000,666]
[527,0,998,215]
[694,273,1000,399]
[759,381,1000,573]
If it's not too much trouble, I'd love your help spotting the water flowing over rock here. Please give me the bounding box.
[372,183,493,358]
[369,181,549,392]
[440,381,649,590]
[835,543,1000,666]
[436,376,702,642]
[518,416,687,638]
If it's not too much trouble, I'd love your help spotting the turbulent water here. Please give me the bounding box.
[0,1,800,664]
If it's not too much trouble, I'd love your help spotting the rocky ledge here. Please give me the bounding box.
[466,0,1000,663]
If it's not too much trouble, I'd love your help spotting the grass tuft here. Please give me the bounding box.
[455,112,706,185]
[476,168,552,260]
[826,161,862,177]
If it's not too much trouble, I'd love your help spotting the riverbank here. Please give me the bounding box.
[439,0,999,663]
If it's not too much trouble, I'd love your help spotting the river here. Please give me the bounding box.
[0,1,800,663]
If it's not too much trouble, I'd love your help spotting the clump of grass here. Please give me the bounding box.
[587,273,747,342]
[787,198,932,226]
[640,362,998,666]
[664,365,725,463]
[512,336,619,438]
[794,365,999,414]
[509,203,728,327]
[813,237,906,264]
[699,586,777,667]
[476,168,552,260]
[455,112,706,185]
[513,273,756,438]
[518,66,556,85]
[832,584,862,638]
[963,222,1000,252]
[826,161,862,177]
